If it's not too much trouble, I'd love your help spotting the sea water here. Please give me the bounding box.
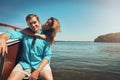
[0,41,120,80]
[51,41,120,80]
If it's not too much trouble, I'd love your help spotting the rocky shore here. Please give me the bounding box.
[94,32,120,42]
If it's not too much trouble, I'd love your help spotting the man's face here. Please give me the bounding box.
[27,17,41,33]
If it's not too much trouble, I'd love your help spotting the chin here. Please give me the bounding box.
[35,30,40,33]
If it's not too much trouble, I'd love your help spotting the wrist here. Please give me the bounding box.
[0,37,6,41]
[36,69,41,73]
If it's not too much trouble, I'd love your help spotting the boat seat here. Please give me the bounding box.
[1,40,22,80]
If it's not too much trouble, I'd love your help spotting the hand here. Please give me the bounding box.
[22,28,35,36]
[0,38,8,57]
[29,69,39,80]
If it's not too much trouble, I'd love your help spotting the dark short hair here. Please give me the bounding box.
[26,14,40,22]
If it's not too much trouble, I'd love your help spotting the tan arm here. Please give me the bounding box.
[29,59,48,79]
[0,23,23,30]
[35,33,47,39]
[0,34,9,41]
[22,28,35,36]
[35,33,50,41]
[22,28,49,40]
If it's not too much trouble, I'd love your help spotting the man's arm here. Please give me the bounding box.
[29,42,51,80]
[36,59,49,71]
[0,23,23,30]
[29,59,48,80]
[0,34,10,57]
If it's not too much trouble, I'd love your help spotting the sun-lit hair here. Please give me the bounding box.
[43,17,60,45]
[25,14,40,22]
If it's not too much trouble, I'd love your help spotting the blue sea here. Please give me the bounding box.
[51,41,120,80]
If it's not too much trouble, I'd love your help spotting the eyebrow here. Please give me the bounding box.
[29,21,37,24]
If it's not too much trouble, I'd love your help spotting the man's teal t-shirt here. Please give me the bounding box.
[6,30,52,69]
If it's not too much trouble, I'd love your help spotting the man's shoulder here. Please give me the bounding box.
[5,30,24,39]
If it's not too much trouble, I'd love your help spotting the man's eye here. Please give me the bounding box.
[33,22,36,24]
[29,23,32,25]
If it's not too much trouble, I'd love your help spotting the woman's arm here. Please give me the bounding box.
[35,33,50,40]
[22,28,49,40]
[35,33,47,39]
[22,28,35,36]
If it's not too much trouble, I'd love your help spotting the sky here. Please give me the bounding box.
[0,0,120,41]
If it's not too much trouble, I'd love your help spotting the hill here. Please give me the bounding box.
[94,32,120,42]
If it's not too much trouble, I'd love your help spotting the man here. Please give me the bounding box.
[0,14,53,80]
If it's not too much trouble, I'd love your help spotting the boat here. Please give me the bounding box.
[0,23,23,80]
[0,39,22,80]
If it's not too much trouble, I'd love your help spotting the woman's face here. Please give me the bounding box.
[42,19,53,30]
[27,17,41,33]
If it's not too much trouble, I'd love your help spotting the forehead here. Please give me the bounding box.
[47,19,52,23]
[27,17,38,22]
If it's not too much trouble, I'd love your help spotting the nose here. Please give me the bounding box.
[31,23,36,27]
[44,26,50,30]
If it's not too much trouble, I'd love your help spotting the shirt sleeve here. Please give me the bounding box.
[43,41,52,62]
[5,31,24,40]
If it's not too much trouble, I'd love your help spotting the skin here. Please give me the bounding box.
[42,19,53,30]
[27,17,40,33]
[0,34,9,57]
[0,16,53,80]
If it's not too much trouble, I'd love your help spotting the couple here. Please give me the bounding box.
[0,14,60,80]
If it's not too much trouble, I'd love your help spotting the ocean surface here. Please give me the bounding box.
[50,41,120,80]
